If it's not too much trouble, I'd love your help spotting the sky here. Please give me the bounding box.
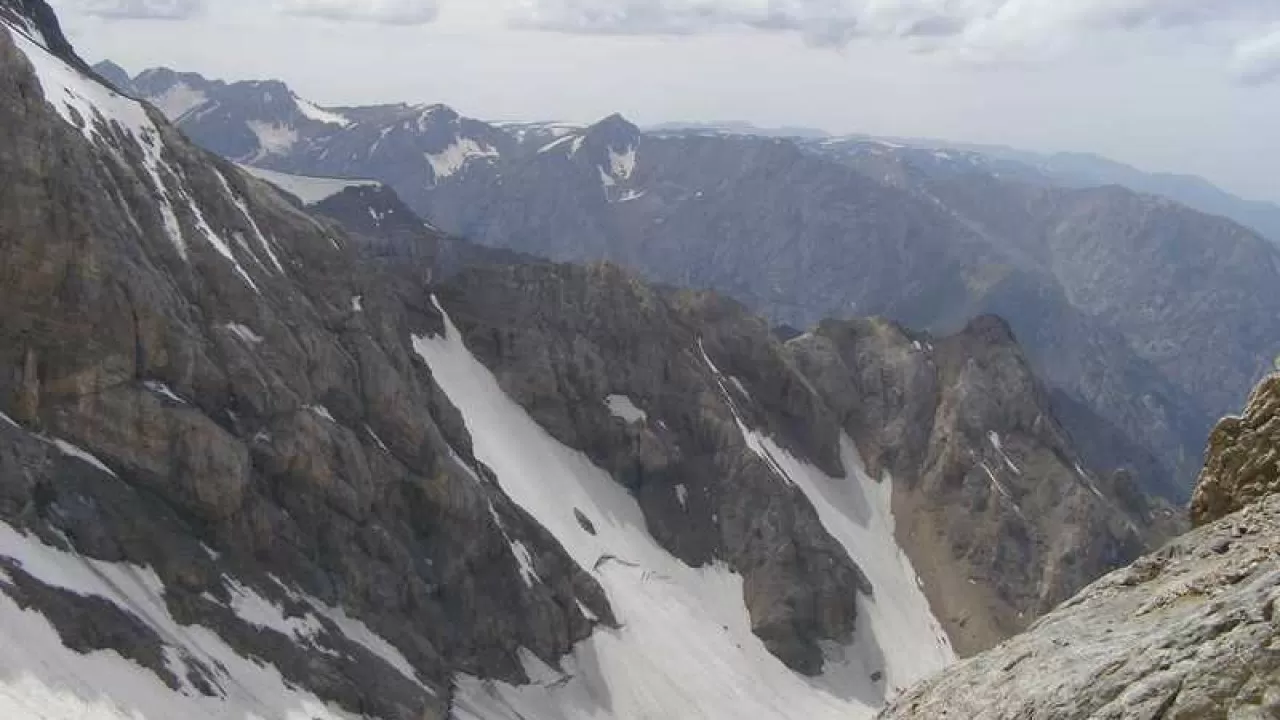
[46,0,1280,204]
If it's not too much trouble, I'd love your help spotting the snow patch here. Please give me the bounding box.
[0,411,18,428]
[419,298,914,720]
[613,189,647,203]
[223,577,325,643]
[151,82,207,122]
[307,405,337,423]
[425,138,499,182]
[675,484,689,509]
[5,23,191,261]
[605,394,647,424]
[730,427,956,694]
[988,431,1021,474]
[223,322,263,344]
[510,540,541,588]
[365,425,390,453]
[0,521,366,719]
[293,94,351,127]
[49,438,117,477]
[143,380,186,405]
[980,462,1027,520]
[351,295,364,312]
[240,164,379,206]
[609,146,637,180]
[247,120,298,158]
[214,168,287,274]
[537,135,577,154]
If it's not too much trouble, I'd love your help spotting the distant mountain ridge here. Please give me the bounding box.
[95,63,1280,503]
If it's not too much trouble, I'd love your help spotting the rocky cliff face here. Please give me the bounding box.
[0,8,606,718]
[0,5,1196,717]
[112,65,1280,505]
[1192,374,1280,526]
[436,264,1171,661]
[880,375,1280,719]
[785,315,1182,655]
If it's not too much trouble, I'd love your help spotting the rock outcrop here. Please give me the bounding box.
[1192,373,1280,526]
[880,494,1280,719]
[785,315,1183,655]
[880,374,1280,719]
[437,264,1170,660]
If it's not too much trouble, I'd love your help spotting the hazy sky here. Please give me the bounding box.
[47,0,1280,203]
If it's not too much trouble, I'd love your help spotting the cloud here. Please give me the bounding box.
[509,0,1280,52]
[75,0,203,20]
[1233,27,1280,84]
[274,0,440,24]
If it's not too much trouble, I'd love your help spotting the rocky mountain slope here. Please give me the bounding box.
[881,376,1280,719]
[805,135,1280,246]
[103,65,1280,503]
[1192,374,1280,527]
[0,5,1174,717]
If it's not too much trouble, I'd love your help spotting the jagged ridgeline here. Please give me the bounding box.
[0,2,1192,719]
[108,52,1280,508]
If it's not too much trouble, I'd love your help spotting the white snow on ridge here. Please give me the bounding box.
[0,521,364,720]
[143,380,186,405]
[3,21,189,260]
[151,82,207,122]
[536,134,577,154]
[6,22,271,288]
[425,138,500,183]
[609,146,637,180]
[223,322,264,344]
[239,164,379,205]
[417,298,915,720]
[247,120,299,158]
[49,438,117,477]
[213,168,287,274]
[604,394,647,424]
[701,341,955,695]
[0,410,18,428]
[294,94,352,127]
[223,577,326,644]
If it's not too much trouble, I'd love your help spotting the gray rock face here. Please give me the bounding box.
[117,66,1280,504]
[435,263,1168,661]
[879,494,1280,720]
[785,315,1181,655]
[434,262,862,674]
[1192,374,1280,527]
[881,372,1280,719]
[0,8,608,716]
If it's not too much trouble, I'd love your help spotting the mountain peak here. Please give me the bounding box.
[1,0,90,72]
[92,59,132,93]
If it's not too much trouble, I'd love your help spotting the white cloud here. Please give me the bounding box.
[1233,27,1280,84]
[274,0,440,24]
[74,0,202,20]
[509,0,1280,54]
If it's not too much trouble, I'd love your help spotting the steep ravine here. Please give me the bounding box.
[880,375,1280,719]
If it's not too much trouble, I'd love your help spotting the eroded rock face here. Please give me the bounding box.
[0,8,607,716]
[786,315,1180,656]
[1192,374,1280,527]
[434,262,862,675]
[436,263,1170,665]
[879,494,1280,720]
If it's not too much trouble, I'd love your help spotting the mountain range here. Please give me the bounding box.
[1,3,1277,717]
[0,3,1189,717]
[93,61,1280,504]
